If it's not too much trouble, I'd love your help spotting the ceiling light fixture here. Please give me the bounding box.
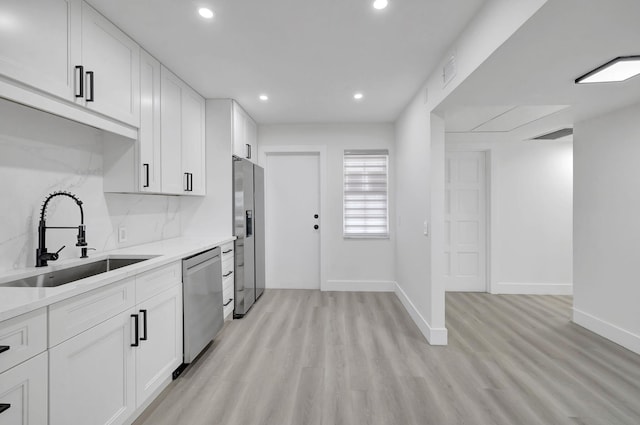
[198,7,214,19]
[353,93,364,100]
[259,94,269,101]
[575,56,640,84]
[373,0,389,10]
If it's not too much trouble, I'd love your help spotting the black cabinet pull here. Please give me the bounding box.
[143,163,149,188]
[223,271,233,278]
[86,71,95,102]
[140,309,148,341]
[189,173,194,192]
[131,314,139,347]
[223,298,233,307]
[0,346,9,354]
[184,172,189,191]
[0,404,10,415]
[246,144,251,159]
[75,65,84,98]
[314,224,319,230]
[222,249,232,254]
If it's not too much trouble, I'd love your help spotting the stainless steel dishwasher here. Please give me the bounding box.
[182,247,223,364]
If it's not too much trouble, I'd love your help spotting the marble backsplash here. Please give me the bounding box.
[0,99,180,274]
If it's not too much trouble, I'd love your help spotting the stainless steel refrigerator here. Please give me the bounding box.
[233,157,265,318]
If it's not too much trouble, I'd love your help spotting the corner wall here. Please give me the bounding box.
[573,102,640,354]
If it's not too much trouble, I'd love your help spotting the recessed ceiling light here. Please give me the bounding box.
[259,94,269,101]
[353,93,364,100]
[575,56,640,84]
[373,0,389,10]
[198,7,214,19]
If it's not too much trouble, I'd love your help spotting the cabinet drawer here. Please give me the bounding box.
[0,351,48,425]
[223,297,234,320]
[49,278,135,347]
[221,242,234,261]
[135,261,181,303]
[222,258,234,278]
[223,275,234,294]
[0,308,47,374]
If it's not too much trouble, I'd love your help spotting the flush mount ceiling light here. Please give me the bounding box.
[353,92,364,100]
[259,94,269,101]
[198,7,214,19]
[575,56,640,84]
[373,0,389,10]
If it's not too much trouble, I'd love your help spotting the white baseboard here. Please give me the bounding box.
[492,282,573,295]
[322,280,395,292]
[394,282,448,345]
[573,308,640,355]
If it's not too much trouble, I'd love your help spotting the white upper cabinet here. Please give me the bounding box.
[181,86,206,195]
[0,0,140,129]
[0,0,81,101]
[79,3,140,127]
[139,50,162,193]
[161,66,205,195]
[232,101,258,163]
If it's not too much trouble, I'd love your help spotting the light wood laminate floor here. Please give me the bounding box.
[134,290,640,425]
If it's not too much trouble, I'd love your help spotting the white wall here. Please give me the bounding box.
[0,98,181,274]
[393,0,549,345]
[258,124,396,290]
[447,138,573,294]
[180,99,233,239]
[573,102,640,355]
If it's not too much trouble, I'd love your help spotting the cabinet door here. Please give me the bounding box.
[0,0,81,100]
[81,2,140,127]
[246,113,258,163]
[232,101,246,158]
[181,86,206,195]
[135,286,183,407]
[50,309,136,425]
[0,351,48,425]
[139,50,162,192]
[160,67,184,194]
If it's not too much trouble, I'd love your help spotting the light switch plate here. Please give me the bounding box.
[118,227,127,243]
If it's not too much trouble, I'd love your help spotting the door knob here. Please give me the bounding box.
[314,225,319,230]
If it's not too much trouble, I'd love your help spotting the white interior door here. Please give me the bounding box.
[265,153,320,289]
[444,151,487,292]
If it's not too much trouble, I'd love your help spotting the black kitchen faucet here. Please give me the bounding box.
[36,191,89,267]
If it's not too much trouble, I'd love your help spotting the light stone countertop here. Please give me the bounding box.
[0,236,235,322]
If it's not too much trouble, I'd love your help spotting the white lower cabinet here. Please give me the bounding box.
[48,261,183,425]
[135,285,182,405]
[49,308,136,425]
[0,351,48,425]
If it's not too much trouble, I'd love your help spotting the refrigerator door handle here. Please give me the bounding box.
[246,210,253,237]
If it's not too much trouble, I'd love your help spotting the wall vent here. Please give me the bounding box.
[531,128,573,140]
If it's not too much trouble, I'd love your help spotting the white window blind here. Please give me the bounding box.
[343,150,389,238]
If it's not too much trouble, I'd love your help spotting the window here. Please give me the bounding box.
[343,150,389,238]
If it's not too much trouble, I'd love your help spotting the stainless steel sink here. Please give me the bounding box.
[0,257,156,288]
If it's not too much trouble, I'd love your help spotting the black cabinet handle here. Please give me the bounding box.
[75,65,84,98]
[0,346,9,354]
[246,144,251,159]
[222,249,232,254]
[223,271,233,278]
[131,314,139,347]
[86,71,95,102]
[314,224,319,230]
[140,309,148,341]
[0,404,10,415]
[223,298,233,307]
[189,173,194,192]
[143,163,149,188]
[184,172,189,191]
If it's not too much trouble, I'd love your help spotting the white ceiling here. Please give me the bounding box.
[439,0,640,138]
[87,0,485,124]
